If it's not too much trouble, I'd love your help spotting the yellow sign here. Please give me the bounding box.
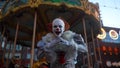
[109,30,118,40]
[97,28,106,39]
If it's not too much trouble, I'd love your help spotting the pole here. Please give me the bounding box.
[30,11,37,68]
[89,42,93,67]
[2,37,7,65]
[0,27,5,50]
[12,23,19,58]
[96,38,103,68]
[82,18,92,68]
[1,27,5,64]
[91,29,97,61]
[6,41,11,68]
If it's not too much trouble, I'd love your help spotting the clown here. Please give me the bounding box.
[37,18,88,68]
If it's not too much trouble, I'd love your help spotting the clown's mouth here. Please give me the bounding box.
[55,31,62,35]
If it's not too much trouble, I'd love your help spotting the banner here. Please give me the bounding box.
[97,27,120,44]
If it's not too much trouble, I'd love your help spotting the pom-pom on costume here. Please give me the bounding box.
[37,18,88,68]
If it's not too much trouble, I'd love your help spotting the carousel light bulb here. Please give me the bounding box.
[102,46,107,52]
[106,61,111,67]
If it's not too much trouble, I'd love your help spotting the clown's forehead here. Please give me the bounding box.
[52,18,65,26]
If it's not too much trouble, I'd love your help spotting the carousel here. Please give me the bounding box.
[0,0,102,68]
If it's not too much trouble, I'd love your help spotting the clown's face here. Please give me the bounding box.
[52,18,65,37]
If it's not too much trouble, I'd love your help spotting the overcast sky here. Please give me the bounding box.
[89,0,120,28]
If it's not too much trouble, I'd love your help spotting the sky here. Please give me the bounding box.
[89,0,120,28]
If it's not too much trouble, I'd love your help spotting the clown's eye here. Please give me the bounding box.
[59,25,62,28]
[54,25,57,28]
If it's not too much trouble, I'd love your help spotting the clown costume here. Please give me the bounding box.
[37,18,88,68]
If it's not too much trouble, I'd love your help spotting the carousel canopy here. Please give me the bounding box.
[0,0,101,47]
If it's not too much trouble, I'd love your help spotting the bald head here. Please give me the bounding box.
[52,18,65,37]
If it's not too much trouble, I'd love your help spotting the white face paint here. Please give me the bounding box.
[52,18,65,37]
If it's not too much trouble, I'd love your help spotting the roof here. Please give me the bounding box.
[0,0,101,47]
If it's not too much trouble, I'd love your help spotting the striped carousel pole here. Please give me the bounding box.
[30,11,37,68]
[82,17,92,68]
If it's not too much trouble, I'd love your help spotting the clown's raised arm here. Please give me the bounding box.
[37,33,59,50]
[73,34,88,53]
[61,30,88,53]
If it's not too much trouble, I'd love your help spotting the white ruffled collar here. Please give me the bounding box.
[42,30,75,43]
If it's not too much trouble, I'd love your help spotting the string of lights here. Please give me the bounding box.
[89,0,120,28]
[89,0,120,10]
[100,5,120,10]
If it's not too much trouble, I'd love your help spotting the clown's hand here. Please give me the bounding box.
[45,38,60,48]
[58,37,70,46]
